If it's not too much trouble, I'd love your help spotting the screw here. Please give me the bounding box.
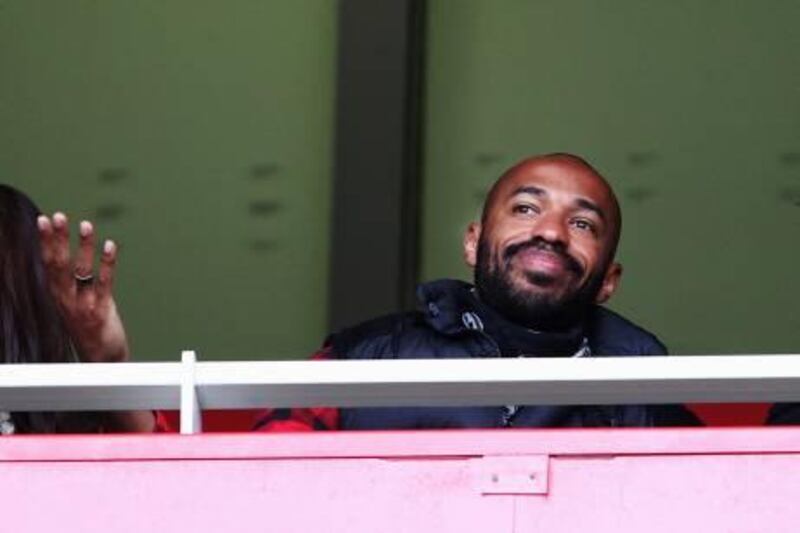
[491,474,499,483]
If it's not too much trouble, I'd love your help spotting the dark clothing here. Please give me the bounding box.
[767,404,800,425]
[7,411,104,434]
[254,279,699,431]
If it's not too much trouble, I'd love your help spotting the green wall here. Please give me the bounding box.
[422,0,800,354]
[0,1,336,361]
[3,1,799,359]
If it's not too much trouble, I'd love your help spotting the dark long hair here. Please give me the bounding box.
[0,185,100,433]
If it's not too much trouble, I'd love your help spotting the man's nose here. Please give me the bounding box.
[532,212,569,245]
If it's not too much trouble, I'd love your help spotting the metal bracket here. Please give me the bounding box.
[471,455,549,495]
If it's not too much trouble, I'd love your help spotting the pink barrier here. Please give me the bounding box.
[2,428,799,532]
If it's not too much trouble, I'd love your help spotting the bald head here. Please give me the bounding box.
[481,153,622,258]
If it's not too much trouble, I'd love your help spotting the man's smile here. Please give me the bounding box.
[502,238,584,285]
[514,247,571,277]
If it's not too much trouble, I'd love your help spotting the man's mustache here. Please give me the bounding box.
[503,238,584,277]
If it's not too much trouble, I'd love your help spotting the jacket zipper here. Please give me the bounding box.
[470,330,521,427]
[471,330,621,428]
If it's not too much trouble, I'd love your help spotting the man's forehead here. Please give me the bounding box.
[491,158,616,209]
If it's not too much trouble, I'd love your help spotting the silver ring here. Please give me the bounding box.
[74,271,95,286]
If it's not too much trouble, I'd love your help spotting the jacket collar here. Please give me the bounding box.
[416,279,589,354]
[416,279,480,336]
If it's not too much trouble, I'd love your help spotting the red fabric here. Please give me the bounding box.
[154,410,265,433]
[154,411,175,433]
[252,347,340,431]
[686,403,770,426]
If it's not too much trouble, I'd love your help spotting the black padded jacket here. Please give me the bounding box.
[333,279,699,429]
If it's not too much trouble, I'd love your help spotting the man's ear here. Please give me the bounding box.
[463,222,481,268]
[595,262,622,304]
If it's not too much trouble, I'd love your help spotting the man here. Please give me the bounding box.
[39,152,696,431]
[254,153,698,429]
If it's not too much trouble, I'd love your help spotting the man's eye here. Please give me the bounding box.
[571,219,596,233]
[512,204,538,215]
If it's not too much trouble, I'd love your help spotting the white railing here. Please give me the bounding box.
[2,352,800,433]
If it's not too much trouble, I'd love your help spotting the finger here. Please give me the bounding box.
[37,215,55,265]
[75,221,98,311]
[74,220,96,278]
[96,239,117,301]
[49,212,73,290]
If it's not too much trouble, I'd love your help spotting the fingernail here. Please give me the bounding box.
[52,212,66,227]
[37,216,48,231]
[103,240,115,254]
[80,221,93,237]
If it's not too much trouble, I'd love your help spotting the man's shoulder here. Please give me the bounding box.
[326,279,492,360]
[326,311,423,360]
[334,311,420,340]
[587,306,668,356]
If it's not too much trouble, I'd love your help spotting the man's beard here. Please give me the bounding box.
[474,236,606,331]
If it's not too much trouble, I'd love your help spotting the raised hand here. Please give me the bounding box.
[37,212,130,363]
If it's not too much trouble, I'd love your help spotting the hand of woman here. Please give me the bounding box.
[37,212,130,363]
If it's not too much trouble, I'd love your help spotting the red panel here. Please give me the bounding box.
[686,403,771,426]
[157,409,261,433]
